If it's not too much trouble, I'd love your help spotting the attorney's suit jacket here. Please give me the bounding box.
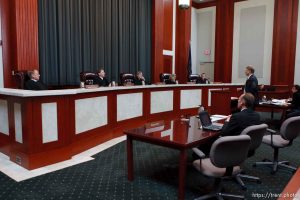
[221,108,261,137]
[291,91,300,110]
[245,74,259,103]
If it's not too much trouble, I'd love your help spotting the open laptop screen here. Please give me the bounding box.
[199,111,212,127]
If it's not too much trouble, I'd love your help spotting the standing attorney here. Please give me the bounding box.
[244,65,259,104]
[25,70,47,90]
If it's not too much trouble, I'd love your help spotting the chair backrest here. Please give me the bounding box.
[160,73,172,83]
[120,73,134,86]
[80,72,97,84]
[280,116,300,141]
[188,74,200,82]
[240,124,268,151]
[13,70,30,89]
[209,135,251,168]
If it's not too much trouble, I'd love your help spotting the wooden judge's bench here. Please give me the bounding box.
[0,83,242,169]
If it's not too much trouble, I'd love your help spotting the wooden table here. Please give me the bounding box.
[124,116,220,200]
[256,102,291,121]
[278,168,300,200]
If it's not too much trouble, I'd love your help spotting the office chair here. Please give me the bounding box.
[254,116,300,174]
[120,73,134,86]
[80,72,97,85]
[188,74,200,83]
[160,73,172,83]
[13,71,30,89]
[235,124,268,189]
[193,135,251,200]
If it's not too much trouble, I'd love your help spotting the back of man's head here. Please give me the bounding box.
[246,66,255,74]
[242,93,255,108]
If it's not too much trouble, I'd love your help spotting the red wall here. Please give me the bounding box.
[0,0,39,88]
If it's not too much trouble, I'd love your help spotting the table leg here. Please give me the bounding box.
[127,136,134,181]
[178,149,187,200]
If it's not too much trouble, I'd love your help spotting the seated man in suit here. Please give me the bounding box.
[93,68,110,87]
[286,85,300,118]
[134,71,146,85]
[221,93,261,136]
[197,73,210,84]
[25,69,47,90]
[195,93,261,157]
[165,74,177,84]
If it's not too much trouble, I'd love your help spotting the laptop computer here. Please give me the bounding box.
[199,111,223,131]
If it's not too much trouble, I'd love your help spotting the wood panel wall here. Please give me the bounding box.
[271,0,298,86]
[152,0,165,83]
[0,0,39,88]
[175,0,191,83]
[163,0,174,51]
[0,0,16,88]
[14,0,39,70]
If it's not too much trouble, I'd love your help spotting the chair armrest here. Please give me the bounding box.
[192,148,206,159]
[267,128,277,134]
[266,128,277,146]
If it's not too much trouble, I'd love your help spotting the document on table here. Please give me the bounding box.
[211,115,228,122]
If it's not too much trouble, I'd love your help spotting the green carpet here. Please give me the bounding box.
[0,137,299,200]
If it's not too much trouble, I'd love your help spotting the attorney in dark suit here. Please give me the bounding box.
[25,70,47,90]
[93,68,110,87]
[286,85,300,118]
[244,65,259,104]
[221,93,261,136]
[194,93,261,157]
[134,71,146,85]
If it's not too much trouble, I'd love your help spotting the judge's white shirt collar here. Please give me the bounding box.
[247,74,253,79]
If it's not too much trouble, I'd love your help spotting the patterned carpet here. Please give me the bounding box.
[0,137,299,200]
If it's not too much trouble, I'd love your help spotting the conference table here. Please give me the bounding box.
[256,101,292,121]
[124,116,220,200]
[0,83,241,169]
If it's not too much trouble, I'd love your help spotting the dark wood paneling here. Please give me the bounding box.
[271,0,298,87]
[152,0,165,83]
[0,0,39,88]
[163,55,173,73]
[214,0,234,83]
[175,0,192,84]
[15,0,39,70]
[0,0,16,88]
[163,0,174,51]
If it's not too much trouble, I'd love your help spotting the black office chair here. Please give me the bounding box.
[13,70,30,89]
[188,74,200,83]
[120,73,134,86]
[254,116,300,174]
[80,72,97,85]
[160,73,172,83]
[193,135,251,200]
